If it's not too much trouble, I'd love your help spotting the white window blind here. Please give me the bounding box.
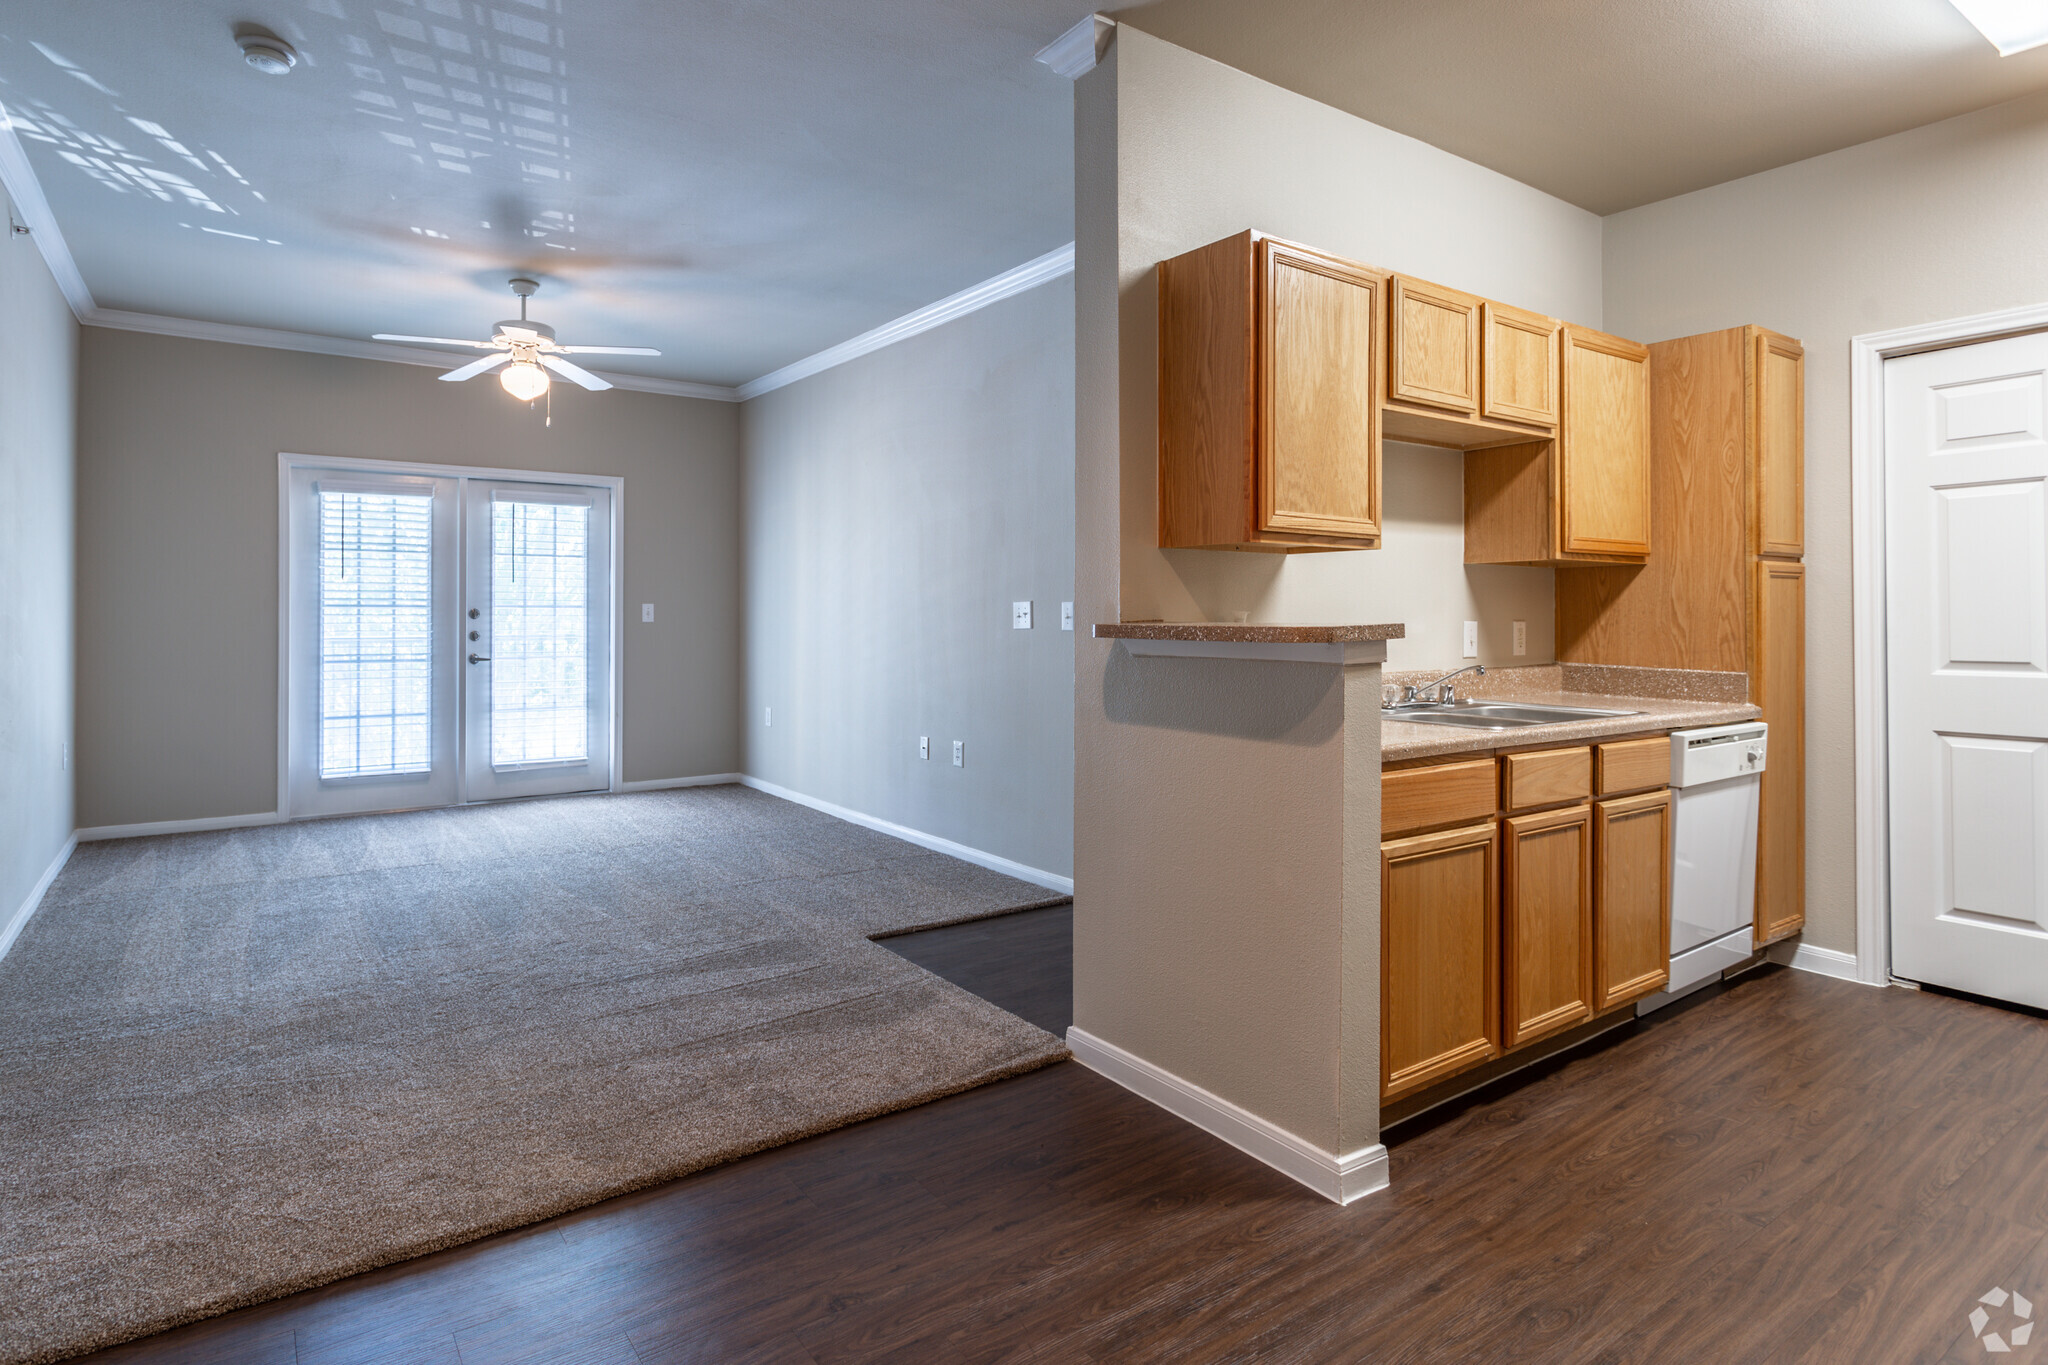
[490,499,590,768]
[318,488,434,779]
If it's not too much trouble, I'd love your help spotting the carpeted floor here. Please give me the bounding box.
[0,786,1069,1365]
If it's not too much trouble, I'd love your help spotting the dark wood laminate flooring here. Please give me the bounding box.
[76,908,2048,1365]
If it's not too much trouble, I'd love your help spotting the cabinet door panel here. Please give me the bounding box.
[1259,240,1383,540]
[1390,276,1479,414]
[1561,327,1653,557]
[1755,332,1805,558]
[1754,559,1806,942]
[1594,789,1673,1009]
[1502,804,1594,1048]
[1383,823,1500,1099]
[1482,302,1560,429]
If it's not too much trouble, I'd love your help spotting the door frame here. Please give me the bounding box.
[1851,299,2048,988]
[276,452,626,817]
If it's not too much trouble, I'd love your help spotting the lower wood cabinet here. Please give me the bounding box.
[1501,804,1594,1049]
[1593,790,1674,1009]
[1754,558,1806,944]
[1381,823,1500,1100]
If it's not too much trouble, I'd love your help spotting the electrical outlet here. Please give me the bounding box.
[952,740,964,767]
[60,742,68,771]
[764,707,771,727]
[1463,621,1479,658]
[1013,601,1033,629]
[641,603,654,623]
[1061,602,1074,631]
[920,736,930,760]
[1512,620,1527,656]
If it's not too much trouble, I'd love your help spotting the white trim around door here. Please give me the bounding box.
[276,453,626,819]
[1850,299,2048,990]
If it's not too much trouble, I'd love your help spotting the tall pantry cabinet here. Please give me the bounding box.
[1555,326,1806,945]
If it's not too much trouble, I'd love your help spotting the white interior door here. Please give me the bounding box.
[286,466,460,817]
[1886,334,2048,1006]
[461,480,614,801]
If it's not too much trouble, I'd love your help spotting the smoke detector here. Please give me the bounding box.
[236,32,298,74]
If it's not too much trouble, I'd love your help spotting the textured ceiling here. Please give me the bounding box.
[0,0,1080,386]
[1111,0,2048,214]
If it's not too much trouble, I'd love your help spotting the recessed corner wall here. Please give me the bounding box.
[740,277,1075,881]
[0,223,78,921]
[74,329,741,829]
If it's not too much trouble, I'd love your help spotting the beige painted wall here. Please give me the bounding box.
[75,329,741,829]
[1073,28,1605,1157]
[0,210,77,921]
[1603,86,2048,956]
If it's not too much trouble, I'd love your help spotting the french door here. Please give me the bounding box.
[284,459,616,818]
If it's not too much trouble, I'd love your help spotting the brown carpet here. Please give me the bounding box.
[0,786,1069,1365]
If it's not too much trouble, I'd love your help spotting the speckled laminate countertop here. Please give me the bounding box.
[1094,622,1406,643]
[1381,690,1762,764]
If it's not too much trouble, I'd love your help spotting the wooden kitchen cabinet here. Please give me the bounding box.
[1482,302,1561,429]
[1463,325,1652,566]
[1593,789,1674,1010]
[1501,803,1594,1049]
[1754,559,1806,943]
[1381,822,1501,1100]
[1388,275,1480,415]
[1754,331,1805,558]
[1158,231,1386,551]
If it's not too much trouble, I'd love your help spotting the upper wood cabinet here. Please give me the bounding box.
[1482,302,1561,429]
[1560,326,1653,557]
[1158,231,1386,552]
[1388,275,1480,415]
[1753,330,1805,558]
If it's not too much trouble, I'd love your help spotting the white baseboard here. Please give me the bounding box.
[739,776,1073,895]
[618,773,744,792]
[1,833,77,964]
[1767,940,1874,984]
[1065,1026,1390,1206]
[77,810,284,841]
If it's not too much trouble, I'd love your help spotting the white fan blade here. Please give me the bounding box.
[540,354,613,391]
[373,334,499,349]
[555,345,661,356]
[439,352,514,382]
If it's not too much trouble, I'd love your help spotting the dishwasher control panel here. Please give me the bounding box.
[1669,723,1768,787]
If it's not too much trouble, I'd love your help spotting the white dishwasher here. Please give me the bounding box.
[1637,720,1769,1014]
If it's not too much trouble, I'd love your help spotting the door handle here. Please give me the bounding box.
[468,653,490,664]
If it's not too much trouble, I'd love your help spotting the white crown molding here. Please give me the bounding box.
[740,775,1074,895]
[735,242,1077,401]
[0,101,95,319]
[1066,1026,1391,1205]
[0,834,76,965]
[1035,14,1115,80]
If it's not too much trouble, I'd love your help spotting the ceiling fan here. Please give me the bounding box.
[373,277,659,401]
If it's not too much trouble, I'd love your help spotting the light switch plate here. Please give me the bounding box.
[1512,620,1527,656]
[641,603,654,623]
[1061,602,1074,631]
[920,736,929,760]
[1013,601,1033,629]
[764,707,771,727]
[1463,621,1479,658]
[952,740,964,767]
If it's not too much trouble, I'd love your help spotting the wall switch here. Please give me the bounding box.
[1061,601,1074,631]
[764,707,771,727]
[1512,620,1527,656]
[920,736,930,760]
[1013,601,1033,629]
[60,742,68,771]
[952,740,964,767]
[1463,621,1479,658]
[641,603,655,623]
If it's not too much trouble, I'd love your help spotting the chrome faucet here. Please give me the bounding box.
[1400,663,1485,706]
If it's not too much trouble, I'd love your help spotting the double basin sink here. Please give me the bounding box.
[1382,699,1640,730]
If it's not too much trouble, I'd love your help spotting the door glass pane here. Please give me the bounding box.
[319,490,434,778]
[490,500,589,768]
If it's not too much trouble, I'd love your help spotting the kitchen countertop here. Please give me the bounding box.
[1381,689,1761,764]
[1095,622,1406,643]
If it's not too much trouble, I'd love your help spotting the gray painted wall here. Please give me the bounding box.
[0,213,77,922]
[75,330,741,829]
[741,279,1075,879]
[1604,86,2048,958]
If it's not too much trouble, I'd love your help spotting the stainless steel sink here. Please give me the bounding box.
[1382,700,1640,729]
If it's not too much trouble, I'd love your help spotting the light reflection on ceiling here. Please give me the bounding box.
[0,0,1078,387]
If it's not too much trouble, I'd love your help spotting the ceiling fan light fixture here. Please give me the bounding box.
[500,359,550,402]
[236,33,300,74]
[1947,0,2048,54]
